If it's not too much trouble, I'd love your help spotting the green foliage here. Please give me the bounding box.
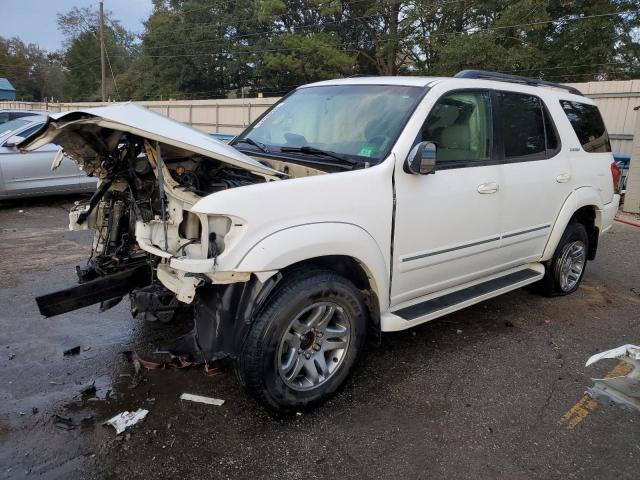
[0,37,64,101]
[57,6,136,101]
[5,0,640,101]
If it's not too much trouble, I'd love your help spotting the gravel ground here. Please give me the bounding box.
[1,195,639,480]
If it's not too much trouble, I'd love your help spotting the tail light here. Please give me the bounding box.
[611,161,621,194]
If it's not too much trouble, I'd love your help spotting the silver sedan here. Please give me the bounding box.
[0,115,97,200]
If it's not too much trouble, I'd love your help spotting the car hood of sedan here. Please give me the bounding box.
[18,102,280,179]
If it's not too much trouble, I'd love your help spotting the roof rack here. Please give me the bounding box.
[454,70,583,96]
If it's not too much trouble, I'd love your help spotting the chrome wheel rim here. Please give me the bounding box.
[558,240,586,291]
[277,301,351,391]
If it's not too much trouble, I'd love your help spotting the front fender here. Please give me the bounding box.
[541,187,604,261]
[235,222,389,310]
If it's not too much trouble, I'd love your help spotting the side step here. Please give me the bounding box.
[382,265,544,332]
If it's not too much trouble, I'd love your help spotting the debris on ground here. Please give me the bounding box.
[63,346,81,356]
[79,382,96,397]
[203,361,222,377]
[8,353,15,360]
[53,414,76,430]
[124,351,192,370]
[179,393,225,406]
[586,344,640,412]
[123,351,222,377]
[103,409,149,435]
[83,346,91,351]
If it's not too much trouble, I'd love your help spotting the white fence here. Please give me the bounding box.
[0,98,280,135]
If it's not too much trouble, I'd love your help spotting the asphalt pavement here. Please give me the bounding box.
[1,195,639,480]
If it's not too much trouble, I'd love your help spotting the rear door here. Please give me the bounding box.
[496,91,573,265]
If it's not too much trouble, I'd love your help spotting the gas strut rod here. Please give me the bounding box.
[154,141,169,251]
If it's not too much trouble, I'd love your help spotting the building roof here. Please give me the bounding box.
[0,78,16,91]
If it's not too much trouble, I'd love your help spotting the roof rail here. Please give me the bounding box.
[454,70,583,96]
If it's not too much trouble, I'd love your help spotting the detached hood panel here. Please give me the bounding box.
[18,102,280,178]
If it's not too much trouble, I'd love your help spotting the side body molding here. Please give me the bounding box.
[541,187,603,262]
[235,222,390,310]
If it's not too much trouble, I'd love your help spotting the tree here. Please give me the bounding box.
[57,6,136,101]
[0,36,63,101]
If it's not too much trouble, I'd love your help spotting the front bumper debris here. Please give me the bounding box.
[35,265,151,318]
[586,344,640,412]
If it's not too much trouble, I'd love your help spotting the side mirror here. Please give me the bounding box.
[4,135,25,148]
[404,141,437,175]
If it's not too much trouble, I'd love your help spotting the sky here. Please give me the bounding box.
[1,0,154,51]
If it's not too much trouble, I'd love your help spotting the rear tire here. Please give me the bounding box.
[238,269,367,411]
[539,222,589,296]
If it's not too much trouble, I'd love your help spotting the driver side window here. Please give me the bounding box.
[418,91,492,165]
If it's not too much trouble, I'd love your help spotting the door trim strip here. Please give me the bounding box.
[401,224,551,263]
[402,236,500,263]
[502,224,550,239]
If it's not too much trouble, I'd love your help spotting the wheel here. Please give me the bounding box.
[238,269,367,411]
[539,222,589,296]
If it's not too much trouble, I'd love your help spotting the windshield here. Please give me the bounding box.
[235,84,424,164]
[0,118,31,137]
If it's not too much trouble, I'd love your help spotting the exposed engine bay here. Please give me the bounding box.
[69,135,271,321]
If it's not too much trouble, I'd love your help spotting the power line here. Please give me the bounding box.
[135,9,638,56]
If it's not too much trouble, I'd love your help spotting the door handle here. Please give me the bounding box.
[477,182,499,194]
[556,173,571,183]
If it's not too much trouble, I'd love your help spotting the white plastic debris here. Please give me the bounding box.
[104,408,149,434]
[586,344,640,412]
[179,393,225,406]
[586,344,640,367]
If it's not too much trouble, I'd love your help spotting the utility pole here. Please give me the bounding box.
[99,0,106,102]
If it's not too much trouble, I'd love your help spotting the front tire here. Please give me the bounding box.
[238,269,367,411]
[539,222,589,296]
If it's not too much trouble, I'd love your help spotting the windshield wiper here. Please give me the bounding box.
[279,145,356,165]
[235,137,270,153]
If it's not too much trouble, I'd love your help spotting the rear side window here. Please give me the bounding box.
[499,92,553,160]
[560,100,611,153]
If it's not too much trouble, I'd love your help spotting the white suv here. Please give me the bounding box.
[24,70,620,411]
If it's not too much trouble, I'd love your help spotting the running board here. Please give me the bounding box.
[381,265,544,332]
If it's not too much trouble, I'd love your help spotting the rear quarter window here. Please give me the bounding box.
[560,100,611,153]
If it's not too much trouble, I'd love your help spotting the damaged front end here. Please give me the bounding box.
[22,103,286,361]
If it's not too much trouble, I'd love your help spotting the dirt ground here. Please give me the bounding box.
[1,195,639,480]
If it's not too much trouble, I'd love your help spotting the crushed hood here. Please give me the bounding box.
[18,102,280,178]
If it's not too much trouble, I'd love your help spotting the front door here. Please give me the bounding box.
[391,89,504,306]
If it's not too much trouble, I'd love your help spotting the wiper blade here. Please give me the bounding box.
[280,145,356,165]
[235,137,269,153]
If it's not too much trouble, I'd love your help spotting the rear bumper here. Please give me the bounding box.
[601,195,620,233]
